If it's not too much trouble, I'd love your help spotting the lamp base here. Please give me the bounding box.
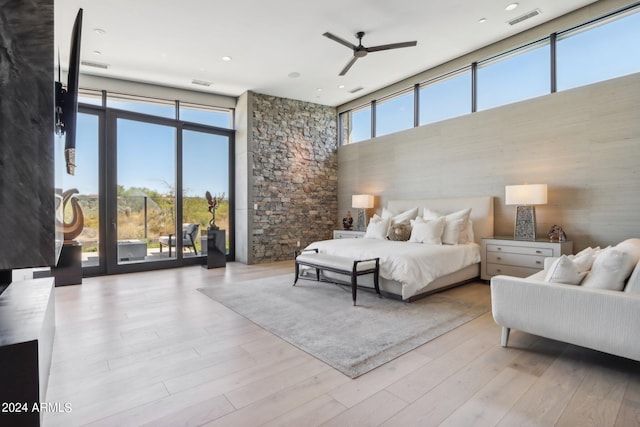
[514,205,536,240]
[356,209,366,231]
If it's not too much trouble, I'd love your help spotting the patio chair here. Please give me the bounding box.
[159,223,199,257]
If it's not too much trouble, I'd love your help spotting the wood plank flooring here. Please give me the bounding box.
[43,262,640,426]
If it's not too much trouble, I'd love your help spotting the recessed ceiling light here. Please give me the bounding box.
[337,84,345,89]
[479,17,487,23]
[221,56,232,62]
[288,72,301,78]
[316,88,323,92]
[505,3,519,11]
[92,50,102,55]
[93,28,106,35]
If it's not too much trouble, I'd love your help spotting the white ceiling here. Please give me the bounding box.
[54,0,599,107]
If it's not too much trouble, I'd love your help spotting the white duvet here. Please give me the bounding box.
[306,238,481,298]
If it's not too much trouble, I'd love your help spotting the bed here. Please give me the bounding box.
[305,196,494,301]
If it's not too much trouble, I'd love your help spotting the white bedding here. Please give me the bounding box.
[306,238,481,298]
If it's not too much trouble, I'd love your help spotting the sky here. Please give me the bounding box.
[350,10,640,143]
[60,104,231,198]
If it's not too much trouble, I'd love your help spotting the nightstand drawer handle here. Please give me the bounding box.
[497,247,502,251]
[536,250,542,254]
[496,257,502,260]
[536,261,542,264]
[496,269,502,273]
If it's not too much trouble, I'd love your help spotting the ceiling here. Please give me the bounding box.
[54,0,599,107]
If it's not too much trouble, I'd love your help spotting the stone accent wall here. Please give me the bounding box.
[250,93,337,262]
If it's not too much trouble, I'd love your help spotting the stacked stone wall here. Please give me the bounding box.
[250,93,338,262]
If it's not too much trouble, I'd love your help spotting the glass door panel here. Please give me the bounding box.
[182,131,230,255]
[60,112,101,269]
[116,118,177,264]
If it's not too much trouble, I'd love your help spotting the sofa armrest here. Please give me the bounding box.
[490,275,640,361]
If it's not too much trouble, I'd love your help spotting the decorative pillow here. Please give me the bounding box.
[581,248,635,291]
[615,238,640,266]
[388,223,412,241]
[544,255,587,285]
[465,219,475,244]
[409,217,445,244]
[364,215,390,240]
[382,207,419,239]
[624,261,640,294]
[423,208,472,245]
[568,246,600,272]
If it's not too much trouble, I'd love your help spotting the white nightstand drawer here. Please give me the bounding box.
[486,252,545,269]
[333,230,365,239]
[486,263,540,278]
[487,244,553,257]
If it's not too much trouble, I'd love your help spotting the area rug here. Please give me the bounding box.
[198,274,489,378]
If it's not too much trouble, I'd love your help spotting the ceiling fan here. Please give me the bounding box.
[323,31,417,76]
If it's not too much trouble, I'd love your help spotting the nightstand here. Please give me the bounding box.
[333,230,366,239]
[481,237,573,280]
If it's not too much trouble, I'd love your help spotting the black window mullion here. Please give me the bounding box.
[550,33,557,93]
[371,100,376,138]
[471,62,478,113]
[413,83,420,127]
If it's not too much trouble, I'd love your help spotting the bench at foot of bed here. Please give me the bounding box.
[293,249,380,306]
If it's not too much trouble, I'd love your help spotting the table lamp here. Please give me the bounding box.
[352,194,374,231]
[505,184,547,240]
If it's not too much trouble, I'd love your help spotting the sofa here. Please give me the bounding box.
[491,238,640,362]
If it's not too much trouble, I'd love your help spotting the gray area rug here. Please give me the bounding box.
[198,274,489,378]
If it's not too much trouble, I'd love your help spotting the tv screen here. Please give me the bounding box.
[55,8,83,176]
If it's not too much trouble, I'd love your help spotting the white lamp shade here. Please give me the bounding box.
[505,184,547,205]
[352,194,374,209]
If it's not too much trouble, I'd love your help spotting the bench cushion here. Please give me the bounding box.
[296,253,376,272]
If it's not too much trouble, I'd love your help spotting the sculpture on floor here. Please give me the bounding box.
[205,191,225,230]
[56,188,84,242]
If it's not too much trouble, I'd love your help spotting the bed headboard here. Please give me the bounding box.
[386,196,494,244]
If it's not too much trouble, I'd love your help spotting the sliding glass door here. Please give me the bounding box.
[103,110,234,274]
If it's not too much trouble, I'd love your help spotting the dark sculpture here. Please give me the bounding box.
[342,211,354,230]
[206,191,225,230]
[548,224,567,242]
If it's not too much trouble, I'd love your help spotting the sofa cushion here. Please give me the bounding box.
[545,255,587,285]
[625,261,640,294]
[581,248,635,291]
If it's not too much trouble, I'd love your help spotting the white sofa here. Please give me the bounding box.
[491,239,640,362]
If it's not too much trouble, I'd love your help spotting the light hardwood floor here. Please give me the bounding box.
[44,262,640,427]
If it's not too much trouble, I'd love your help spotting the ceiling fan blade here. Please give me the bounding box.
[323,32,357,50]
[339,56,359,76]
[366,41,417,53]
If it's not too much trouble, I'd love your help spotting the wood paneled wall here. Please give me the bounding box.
[338,73,640,251]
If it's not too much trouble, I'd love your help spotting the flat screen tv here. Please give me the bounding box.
[55,8,83,176]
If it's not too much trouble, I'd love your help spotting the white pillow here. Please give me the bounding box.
[625,261,640,294]
[465,219,475,244]
[423,208,472,245]
[364,215,390,240]
[409,217,445,244]
[615,238,640,265]
[544,255,587,285]
[581,248,635,291]
[568,246,599,272]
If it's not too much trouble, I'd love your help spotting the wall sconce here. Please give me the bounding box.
[505,184,547,240]
[352,194,374,231]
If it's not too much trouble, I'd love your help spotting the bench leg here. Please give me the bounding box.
[351,271,357,306]
[374,268,381,297]
[293,261,299,286]
[316,268,320,281]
